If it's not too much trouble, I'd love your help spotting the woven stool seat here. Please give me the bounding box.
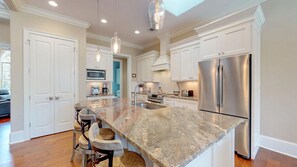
[99,150,145,167]
[74,121,81,131]
[98,128,115,140]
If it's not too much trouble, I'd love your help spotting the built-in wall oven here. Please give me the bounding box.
[86,69,106,80]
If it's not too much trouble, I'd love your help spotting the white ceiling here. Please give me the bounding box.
[16,0,265,47]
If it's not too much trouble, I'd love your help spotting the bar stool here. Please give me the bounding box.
[70,103,85,162]
[89,123,146,167]
[76,109,116,167]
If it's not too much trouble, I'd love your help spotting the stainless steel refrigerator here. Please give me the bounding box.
[198,54,251,159]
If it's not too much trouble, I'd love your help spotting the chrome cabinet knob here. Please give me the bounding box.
[47,96,53,100]
[55,96,60,100]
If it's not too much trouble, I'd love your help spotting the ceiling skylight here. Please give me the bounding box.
[163,0,204,16]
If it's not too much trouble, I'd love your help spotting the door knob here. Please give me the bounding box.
[47,96,53,100]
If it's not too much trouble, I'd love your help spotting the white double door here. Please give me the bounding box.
[29,34,75,138]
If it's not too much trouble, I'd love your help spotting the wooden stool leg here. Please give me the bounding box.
[82,152,87,167]
[108,155,113,167]
[70,130,76,161]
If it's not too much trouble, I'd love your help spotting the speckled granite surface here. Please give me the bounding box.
[84,98,243,167]
[163,94,198,101]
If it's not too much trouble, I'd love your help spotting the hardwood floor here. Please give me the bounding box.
[1,119,297,167]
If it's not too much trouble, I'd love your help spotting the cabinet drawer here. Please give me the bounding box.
[175,99,198,111]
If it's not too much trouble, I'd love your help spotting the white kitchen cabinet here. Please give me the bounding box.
[180,47,193,80]
[105,51,113,81]
[200,33,221,60]
[200,23,251,60]
[136,51,158,82]
[175,99,198,111]
[163,97,198,111]
[170,50,181,81]
[87,96,116,100]
[163,97,175,107]
[212,129,234,167]
[86,48,107,70]
[86,44,113,82]
[170,42,200,81]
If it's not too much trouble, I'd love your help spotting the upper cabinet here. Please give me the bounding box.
[170,40,200,81]
[86,44,113,81]
[200,23,251,60]
[136,51,159,82]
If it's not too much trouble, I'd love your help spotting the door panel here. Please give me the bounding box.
[170,50,181,81]
[200,33,221,60]
[192,44,200,80]
[198,59,219,113]
[180,47,192,80]
[220,55,250,118]
[54,39,75,132]
[29,34,55,138]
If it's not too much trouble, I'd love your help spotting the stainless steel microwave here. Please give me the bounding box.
[86,69,106,80]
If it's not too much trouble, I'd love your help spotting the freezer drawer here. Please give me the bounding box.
[235,119,251,159]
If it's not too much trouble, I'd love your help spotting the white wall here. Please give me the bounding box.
[261,0,297,144]
[10,11,87,133]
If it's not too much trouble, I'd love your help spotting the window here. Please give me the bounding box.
[0,49,11,91]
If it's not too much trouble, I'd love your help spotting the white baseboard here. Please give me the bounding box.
[251,145,260,159]
[260,135,297,159]
[10,130,26,144]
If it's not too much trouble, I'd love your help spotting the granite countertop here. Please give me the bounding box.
[163,94,198,101]
[86,94,114,97]
[84,98,243,167]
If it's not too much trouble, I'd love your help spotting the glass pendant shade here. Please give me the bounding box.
[111,32,121,54]
[148,0,165,30]
[96,49,101,62]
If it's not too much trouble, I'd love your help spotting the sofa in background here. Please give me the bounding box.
[0,89,10,117]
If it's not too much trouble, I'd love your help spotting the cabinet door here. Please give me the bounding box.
[137,59,142,82]
[170,50,181,81]
[86,49,107,70]
[192,44,200,80]
[86,50,99,69]
[145,57,154,82]
[105,53,113,81]
[221,23,251,56]
[180,47,193,81]
[200,32,221,60]
[175,99,198,111]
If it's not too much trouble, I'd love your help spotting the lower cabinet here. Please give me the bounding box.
[86,96,116,100]
[163,97,198,111]
[185,129,235,167]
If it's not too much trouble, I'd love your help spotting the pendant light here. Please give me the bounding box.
[96,0,101,62]
[148,0,165,30]
[110,0,121,54]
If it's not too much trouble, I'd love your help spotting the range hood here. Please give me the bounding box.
[152,34,170,71]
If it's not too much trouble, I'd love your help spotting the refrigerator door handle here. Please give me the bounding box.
[216,65,220,107]
[220,65,223,107]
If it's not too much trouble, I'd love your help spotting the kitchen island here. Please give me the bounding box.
[84,98,244,167]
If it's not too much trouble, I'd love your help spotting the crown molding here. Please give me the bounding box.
[9,0,90,29]
[87,32,144,50]
[0,8,9,19]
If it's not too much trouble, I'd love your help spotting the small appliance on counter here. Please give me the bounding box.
[91,85,100,95]
[181,90,194,97]
[102,84,109,95]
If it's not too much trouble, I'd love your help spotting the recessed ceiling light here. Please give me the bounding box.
[134,30,140,34]
[101,19,107,23]
[48,1,58,7]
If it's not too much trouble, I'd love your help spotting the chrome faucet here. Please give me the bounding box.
[133,82,149,106]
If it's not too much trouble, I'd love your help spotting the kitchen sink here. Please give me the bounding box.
[136,102,167,110]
